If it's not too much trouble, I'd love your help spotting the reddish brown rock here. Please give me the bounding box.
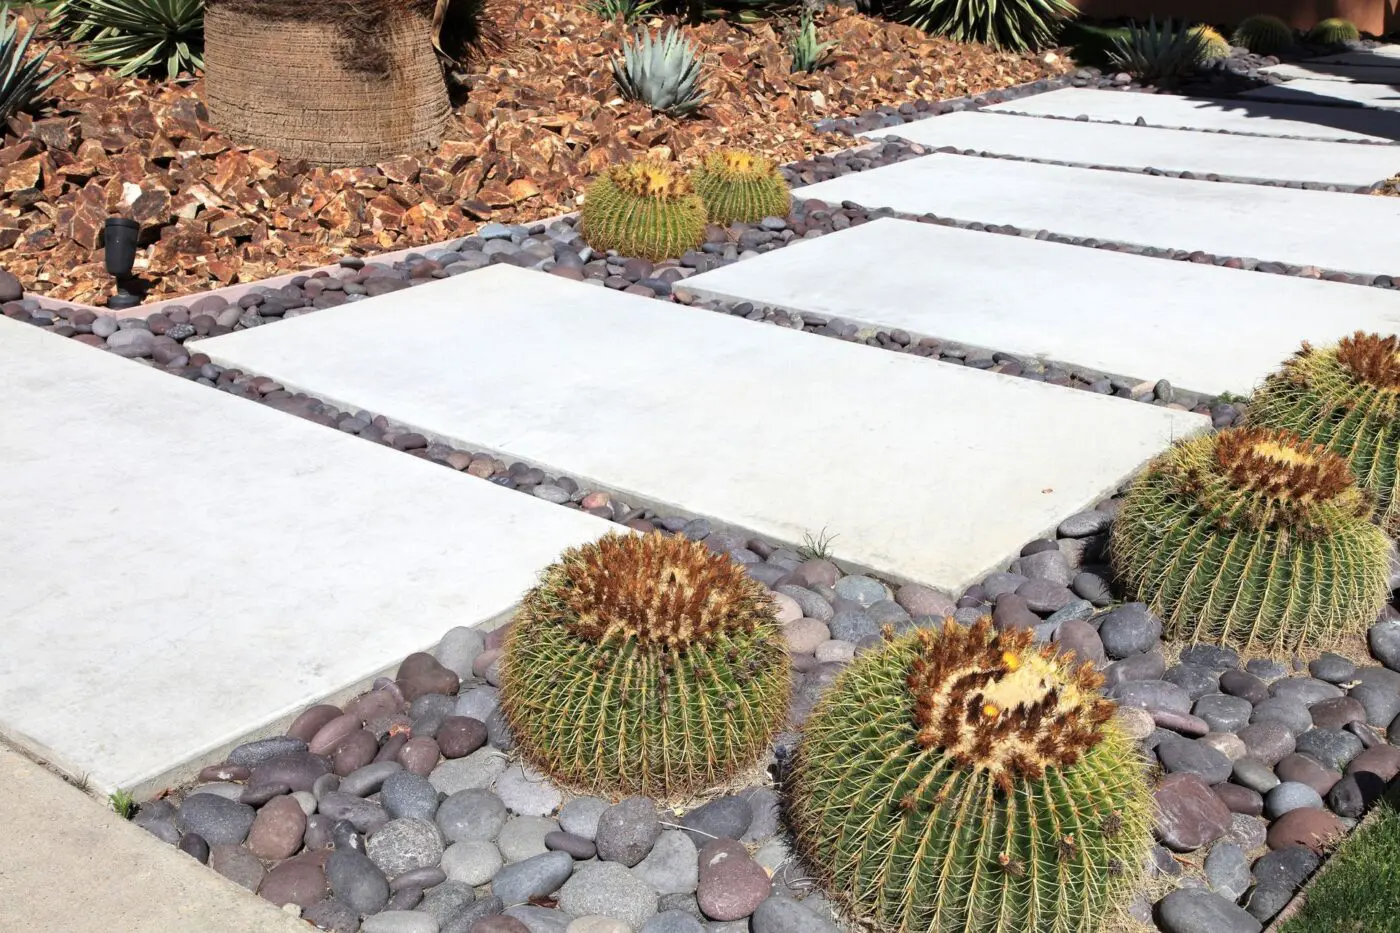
[696,839,771,921]
[332,729,380,776]
[247,794,307,861]
[1275,754,1342,796]
[1153,773,1232,852]
[258,849,329,908]
[397,736,441,777]
[396,652,460,703]
[1346,744,1400,781]
[308,712,362,756]
[435,716,488,759]
[1267,808,1344,853]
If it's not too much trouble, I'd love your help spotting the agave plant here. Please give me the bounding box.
[894,0,1077,52]
[612,26,706,116]
[1108,18,1210,83]
[48,0,204,79]
[0,5,58,123]
[588,0,658,24]
[786,12,833,74]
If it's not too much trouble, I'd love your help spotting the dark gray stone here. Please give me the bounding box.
[1177,644,1240,672]
[1294,728,1364,770]
[595,797,661,867]
[326,848,390,914]
[1157,737,1232,785]
[437,789,507,843]
[1193,694,1252,733]
[1096,603,1162,659]
[1263,781,1324,819]
[752,894,842,933]
[681,796,752,846]
[1165,663,1221,700]
[1203,842,1250,901]
[176,793,256,846]
[1231,758,1280,794]
[1110,680,1191,715]
[228,736,309,767]
[492,851,575,905]
[1156,888,1261,933]
[381,771,440,822]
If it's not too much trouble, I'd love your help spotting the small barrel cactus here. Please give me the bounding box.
[1248,333,1400,535]
[1307,17,1360,45]
[500,532,790,798]
[691,150,791,227]
[788,619,1152,933]
[579,159,708,262]
[1232,14,1294,55]
[1189,24,1232,60]
[1112,426,1390,654]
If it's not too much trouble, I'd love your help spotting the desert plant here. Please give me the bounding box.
[788,618,1152,933]
[48,0,204,79]
[786,12,833,73]
[893,0,1077,52]
[1232,14,1293,55]
[1307,17,1359,45]
[579,158,708,261]
[691,149,791,226]
[612,26,706,116]
[1188,23,1232,60]
[0,5,58,122]
[1112,427,1390,654]
[589,0,658,24]
[109,789,138,819]
[797,526,838,561]
[1108,18,1210,82]
[499,532,790,798]
[1248,333,1400,536]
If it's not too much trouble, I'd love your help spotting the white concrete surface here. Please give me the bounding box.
[1314,45,1400,66]
[790,154,1400,276]
[862,110,1398,186]
[1241,78,1400,109]
[675,218,1400,397]
[197,265,1205,594]
[0,743,307,933]
[985,87,1400,141]
[1262,62,1400,83]
[0,318,611,797]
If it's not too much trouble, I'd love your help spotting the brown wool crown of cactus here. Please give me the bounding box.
[609,160,694,200]
[1333,332,1400,391]
[1211,427,1355,507]
[552,532,772,649]
[907,617,1113,792]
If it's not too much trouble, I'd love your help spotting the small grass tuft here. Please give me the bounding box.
[797,527,838,561]
[1280,786,1400,932]
[109,789,137,820]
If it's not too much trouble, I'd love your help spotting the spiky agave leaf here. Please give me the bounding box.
[1112,426,1390,654]
[500,532,790,799]
[0,5,59,123]
[786,11,834,72]
[1307,17,1360,45]
[611,26,706,116]
[1108,18,1210,82]
[1232,14,1293,55]
[894,0,1077,52]
[49,0,203,78]
[788,619,1153,933]
[691,149,790,226]
[1248,332,1400,536]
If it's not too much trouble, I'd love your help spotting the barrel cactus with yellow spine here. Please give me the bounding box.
[579,159,708,262]
[1307,17,1360,45]
[788,618,1152,933]
[1247,332,1400,535]
[691,149,791,226]
[1112,426,1390,654]
[499,532,790,799]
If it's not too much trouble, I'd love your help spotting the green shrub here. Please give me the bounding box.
[1248,333,1400,536]
[1307,17,1360,45]
[1108,18,1210,82]
[1112,426,1390,654]
[579,159,708,261]
[499,532,790,798]
[788,619,1153,933]
[612,26,706,116]
[0,5,58,123]
[49,0,203,78]
[692,150,790,226]
[1232,14,1293,55]
[786,12,833,73]
[588,0,658,25]
[892,0,1077,52]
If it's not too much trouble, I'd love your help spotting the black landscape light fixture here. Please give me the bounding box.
[104,217,141,310]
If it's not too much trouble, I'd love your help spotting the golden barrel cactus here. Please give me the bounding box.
[579,159,708,262]
[691,150,791,227]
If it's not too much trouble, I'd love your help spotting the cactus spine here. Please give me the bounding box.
[500,532,790,798]
[1248,333,1400,535]
[788,619,1152,933]
[1232,14,1293,54]
[691,150,791,226]
[1112,427,1390,654]
[1307,17,1359,44]
[580,159,708,262]
[1189,24,1232,60]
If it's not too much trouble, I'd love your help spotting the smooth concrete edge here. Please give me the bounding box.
[0,743,309,933]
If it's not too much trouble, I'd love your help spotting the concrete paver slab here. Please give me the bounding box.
[984,87,1400,141]
[789,153,1400,276]
[0,318,611,797]
[1241,78,1400,110]
[0,744,307,933]
[1261,62,1400,84]
[1313,45,1400,66]
[863,110,1398,186]
[197,265,1205,594]
[675,218,1400,397]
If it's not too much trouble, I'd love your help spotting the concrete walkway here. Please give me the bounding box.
[0,743,304,933]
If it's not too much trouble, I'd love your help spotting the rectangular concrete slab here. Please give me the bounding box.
[675,218,1400,397]
[1314,45,1400,66]
[985,87,1400,141]
[1241,78,1400,110]
[1262,62,1400,83]
[197,265,1205,595]
[0,318,611,796]
[862,110,1398,186]
[790,153,1400,276]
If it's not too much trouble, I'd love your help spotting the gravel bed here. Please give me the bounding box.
[123,485,1400,933]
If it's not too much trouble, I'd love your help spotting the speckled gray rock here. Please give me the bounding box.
[558,797,609,841]
[1165,663,1222,701]
[176,793,256,846]
[360,912,438,933]
[1203,842,1250,901]
[595,797,661,867]
[437,789,508,843]
[367,818,445,878]
[435,626,487,680]
[774,585,833,622]
[496,763,563,818]
[419,880,474,926]
[1017,549,1073,585]
[454,685,501,723]
[493,851,575,905]
[634,831,700,895]
[1350,683,1400,727]
[1270,677,1343,707]
[1157,888,1261,933]
[382,771,440,822]
[1294,728,1363,770]
[1095,603,1162,659]
[1250,698,1312,735]
[1157,738,1232,785]
[441,839,503,886]
[642,911,705,933]
[557,862,659,929]
[1368,620,1400,672]
[751,894,841,933]
[833,574,888,606]
[827,608,878,643]
[1111,680,1191,715]
[430,748,509,795]
[229,736,310,767]
[1236,722,1295,766]
[681,797,752,846]
[327,848,391,914]
[1192,694,1253,734]
[505,905,571,932]
[498,815,560,863]
[1264,781,1324,819]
